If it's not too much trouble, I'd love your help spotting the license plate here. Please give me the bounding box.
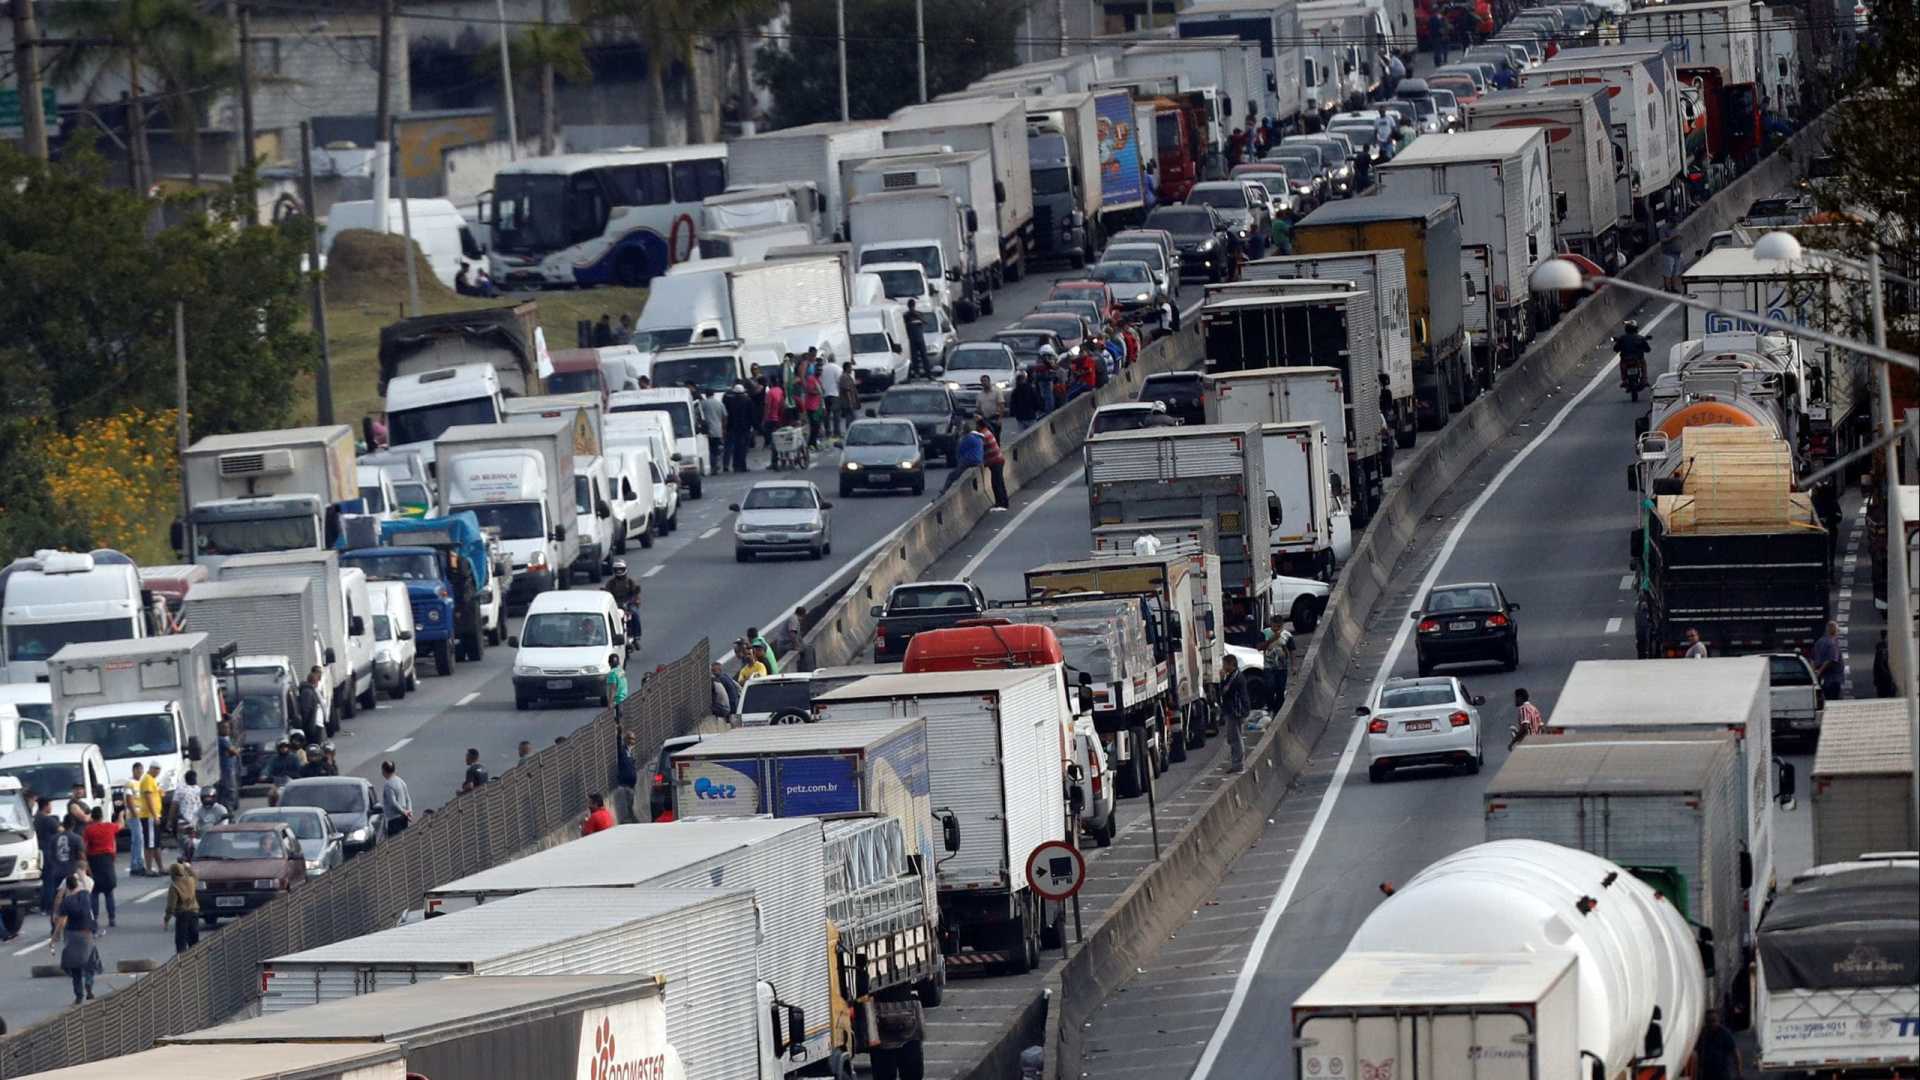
[546,679,572,690]
[763,534,788,543]
[1403,720,1433,731]
[1449,620,1478,631]
[215,896,246,908]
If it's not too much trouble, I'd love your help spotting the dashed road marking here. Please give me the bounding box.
[1618,574,1634,590]
[1605,616,1623,634]
[642,565,666,578]
[136,887,166,904]
[455,692,480,707]
[11,940,42,957]
[384,737,413,753]
[699,527,721,540]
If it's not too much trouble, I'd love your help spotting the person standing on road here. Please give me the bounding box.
[978,418,1009,510]
[723,382,755,473]
[1510,688,1544,750]
[1220,654,1252,772]
[296,667,325,745]
[1263,616,1296,706]
[1697,1010,1743,1080]
[50,873,100,1004]
[1010,372,1040,430]
[976,376,1005,439]
[904,300,930,378]
[617,731,640,823]
[215,720,240,811]
[746,628,781,674]
[711,661,742,716]
[581,793,615,836]
[1684,627,1709,658]
[801,362,826,448]
[1814,620,1846,698]
[163,862,199,954]
[821,354,845,438]
[81,806,117,931]
[133,762,163,876]
[125,761,152,877]
[700,388,726,469]
[173,773,202,861]
[46,818,81,930]
[33,798,58,919]
[380,761,413,839]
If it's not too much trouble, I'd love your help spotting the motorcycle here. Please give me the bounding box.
[1618,351,1647,401]
[621,602,642,659]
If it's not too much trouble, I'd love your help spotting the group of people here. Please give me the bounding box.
[710,347,862,474]
[1217,615,1302,772]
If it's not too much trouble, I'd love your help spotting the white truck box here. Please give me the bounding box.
[1523,47,1683,218]
[434,418,581,602]
[13,1043,407,1079]
[1174,0,1306,127]
[180,424,357,570]
[1198,291,1385,466]
[725,121,887,244]
[885,98,1034,267]
[1619,0,1758,86]
[420,820,831,1067]
[260,888,762,1080]
[1542,657,1775,933]
[47,632,223,788]
[498,392,605,459]
[698,221,816,262]
[1810,699,1916,865]
[1122,37,1258,141]
[1466,86,1624,261]
[1244,250,1414,407]
[722,256,850,352]
[847,150,1002,280]
[1,552,150,685]
[180,578,323,691]
[1258,421,1335,568]
[215,549,370,715]
[1756,5,1805,118]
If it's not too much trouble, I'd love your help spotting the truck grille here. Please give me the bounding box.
[0,856,15,876]
[1034,204,1054,245]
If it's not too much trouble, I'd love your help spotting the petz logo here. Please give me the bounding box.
[692,777,737,800]
[588,1018,666,1080]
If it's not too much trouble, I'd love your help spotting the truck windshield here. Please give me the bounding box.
[341,552,440,582]
[881,390,950,415]
[235,693,287,734]
[651,356,738,393]
[545,369,603,395]
[1055,632,1115,680]
[0,763,81,799]
[5,618,135,663]
[950,347,1014,372]
[871,268,928,302]
[387,397,501,449]
[610,401,694,439]
[1033,167,1073,197]
[491,173,569,255]
[741,679,811,715]
[392,482,432,513]
[0,794,31,838]
[462,503,545,541]
[850,332,892,355]
[520,612,608,647]
[65,713,178,759]
[629,327,694,352]
[194,515,319,559]
[862,246,941,280]
[357,485,389,513]
[1187,187,1249,210]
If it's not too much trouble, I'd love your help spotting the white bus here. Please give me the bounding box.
[486,144,728,289]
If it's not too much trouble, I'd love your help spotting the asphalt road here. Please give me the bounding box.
[0,257,1213,1031]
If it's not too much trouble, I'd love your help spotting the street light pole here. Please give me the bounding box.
[915,0,928,104]
[837,0,850,122]
[1865,244,1920,849]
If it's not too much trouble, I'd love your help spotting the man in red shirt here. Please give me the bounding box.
[976,416,1009,511]
[580,792,616,836]
[81,806,120,929]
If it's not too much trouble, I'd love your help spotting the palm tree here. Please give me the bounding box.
[150,22,236,187]
[581,0,770,144]
[475,10,593,155]
[50,0,222,193]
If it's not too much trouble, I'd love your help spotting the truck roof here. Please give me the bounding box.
[1546,657,1768,730]
[888,97,1025,126]
[1294,950,1576,1008]
[1466,85,1606,111]
[49,632,210,666]
[813,666,1059,702]
[185,578,310,602]
[436,416,572,447]
[184,425,353,455]
[1298,195,1458,227]
[19,1042,405,1078]
[1201,291,1362,312]
[673,716,920,756]
[1380,127,1543,164]
[1485,734,1735,796]
[1204,365,1344,384]
[1530,44,1669,70]
[167,975,662,1046]
[1682,244,1851,281]
[1086,420,1260,444]
[426,820,820,898]
[1812,698,1913,777]
[852,149,987,172]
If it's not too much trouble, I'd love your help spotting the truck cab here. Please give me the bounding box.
[384,364,505,454]
[1028,125,1093,268]
[47,634,225,822]
[354,465,400,522]
[177,425,357,572]
[609,388,711,496]
[848,303,911,391]
[0,775,42,930]
[1,551,150,685]
[1767,652,1821,749]
[571,457,616,584]
[347,514,500,675]
[436,422,577,612]
[0,742,108,829]
[857,258,944,322]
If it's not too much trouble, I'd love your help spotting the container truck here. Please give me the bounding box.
[1756,5,1806,120]
[1253,421,1338,581]
[1810,699,1916,865]
[1197,292,1386,526]
[1023,91,1104,268]
[48,632,226,806]
[17,1043,408,1079]
[261,888,781,1080]
[1119,37,1258,146]
[1294,196,1468,431]
[175,425,356,573]
[216,549,375,722]
[847,187,984,321]
[166,975,681,1080]
[1300,3,1387,111]
[1292,841,1706,1080]
[725,120,888,244]
[885,99,1035,283]
[1484,732,1747,1016]
[1466,85,1627,267]
[0,551,157,685]
[1619,0,1758,88]
[376,303,542,399]
[812,667,1072,975]
[1523,46,1685,245]
[1243,250,1417,448]
[1175,0,1307,133]
[697,221,815,263]
[1542,656,1778,937]
[1756,858,1919,1076]
[846,151,1002,302]
[179,578,328,729]
[434,419,579,611]
[630,257,852,360]
[1374,128,1556,375]
[1205,366,1354,525]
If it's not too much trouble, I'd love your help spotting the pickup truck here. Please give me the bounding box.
[1768,651,1823,750]
[341,514,503,677]
[869,580,989,662]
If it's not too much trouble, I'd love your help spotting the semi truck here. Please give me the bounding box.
[1174,0,1307,133]
[435,419,579,611]
[47,632,226,807]
[1374,127,1556,376]
[1465,86,1627,268]
[719,120,886,245]
[1484,732,1747,1018]
[1291,841,1706,1080]
[376,303,542,399]
[812,667,1072,976]
[1809,699,1916,865]
[1523,46,1685,247]
[846,151,1003,303]
[176,425,356,573]
[0,550,159,685]
[1197,291,1387,526]
[885,98,1035,283]
[1243,250,1417,448]
[216,549,376,722]
[1022,92,1101,268]
[1294,196,1468,431]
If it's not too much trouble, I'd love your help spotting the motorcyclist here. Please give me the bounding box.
[604,560,642,646]
[267,739,303,793]
[1614,319,1652,386]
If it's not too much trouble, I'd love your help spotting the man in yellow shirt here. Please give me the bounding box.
[736,643,770,686]
[134,764,164,876]
[126,762,151,876]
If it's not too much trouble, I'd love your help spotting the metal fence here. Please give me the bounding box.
[0,639,713,1076]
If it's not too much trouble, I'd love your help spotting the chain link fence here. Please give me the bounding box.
[0,639,713,1076]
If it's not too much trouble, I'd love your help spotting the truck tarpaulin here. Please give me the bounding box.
[377,304,539,396]
[1758,864,1919,990]
[1096,92,1145,211]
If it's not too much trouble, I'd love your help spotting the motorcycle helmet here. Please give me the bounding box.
[1623,319,1638,333]
[612,560,628,576]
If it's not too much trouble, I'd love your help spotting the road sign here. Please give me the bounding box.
[1025,839,1086,902]
[0,88,57,140]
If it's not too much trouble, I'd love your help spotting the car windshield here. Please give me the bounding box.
[1380,683,1458,709]
[950,347,1014,372]
[1769,656,1813,685]
[1141,376,1203,403]
[610,401,693,439]
[996,334,1053,360]
[463,502,545,541]
[1090,263,1150,283]
[629,327,693,352]
[1247,176,1291,198]
[544,369,603,395]
[1146,208,1212,236]
[386,396,499,449]
[1107,246,1165,270]
[741,679,812,715]
[192,515,322,559]
[743,486,818,511]
[0,793,31,837]
[0,763,81,800]
[5,618,134,663]
[357,485,388,513]
[845,423,916,447]
[341,552,439,582]
[197,830,286,861]
[242,810,325,840]
[850,332,892,355]
[872,268,928,301]
[520,611,609,647]
[1020,316,1083,342]
[373,614,395,642]
[282,783,365,815]
[889,586,974,610]
[881,390,949,415]
[1426,587,1499,612]
[235,692,287,733]
[65,712,179,758]
[1092,408,1158,434]
[1187,186,1249,209]
[1330,125,1374,145]
[1051,286,1105,306]
[650,357,736,394]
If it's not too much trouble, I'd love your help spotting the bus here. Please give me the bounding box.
[485,144,728,289]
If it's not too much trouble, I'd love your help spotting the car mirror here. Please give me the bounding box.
[612,633,626,646]
[1407,611,1422,621]
[551,524,567,542]
[507,635,519,648]
[1508,603,1519,612]
[938,810,961,853]
[1471,695,1486,706]
[187,737,204,760]
[821,501,834,509]
[671,453,683,463]
[728,503,741,512]
[398,630,413,641]
[350,615,366,636]
[324,647,337,664]
[596,499,612,520]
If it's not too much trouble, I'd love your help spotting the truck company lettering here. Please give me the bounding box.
[1468,1045,1528,1060]
[1832,945,1906,979]
[587,1018,667,1080]
[692,776,738,800]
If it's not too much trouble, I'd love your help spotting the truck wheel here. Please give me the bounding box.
[464,631,485,663]
[980,293,995,317]
[434,640,453,676]
[614,250,652,288]
[358,684,377,711]
[487,619,504,647]
[1003,911,1034,974]
[1094,812,1116,847]
[1291,597,1320,634]
[341,687,356,720]
[405,665,418,693]
[1395,414,1416,449]
[1114,739,1141,798]
[586,560,604,584]
[916,963,945,1008]
[1167,720,1189,763]
[639,520,655,549]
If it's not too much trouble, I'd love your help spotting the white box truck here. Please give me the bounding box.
[847,150,1003,298]
[884,98,1035,282]
[847,187,984,321]
[1809,698,1916,864]
[1523,46,1685,238]
[47,632,225,802]
[1174,0,1307,131]
[260,888,777,1080]
[1206,365,1353,511]
[1256,420,1338,580]
[16,1043,407,1079]
[1466,85,1627,267]
[1122,37,1259,132]
[1374,128,1555,371]
[179,577,327,723]
[216,549,375,722]
[812,667,1072,975]
[177,425,356,572]
[0,550,156,686]
[1619,0,1758,87]
[725,120,888,244]
[434,419,579,611]
[1542,657,1778,934]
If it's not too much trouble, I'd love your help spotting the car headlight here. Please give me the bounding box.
[584,661,609,676]
[254,878,282,890]
[1134,291,1151,302]
[843,461,862,471]
[1235,228,1248,239]
[899,459,920,470]
[306,860,325,873]
[348,828,368,843]
[944,381,960,391]
[514,664,542,676]
[21,851,38,873]
[1197,239,1216,252]
[1338,165,1352,177]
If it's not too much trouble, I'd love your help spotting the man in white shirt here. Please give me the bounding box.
[819,358,845,438]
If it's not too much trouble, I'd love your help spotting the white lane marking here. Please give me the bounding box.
[1188,301,1674,1079]
[1619,574,1634,590]
[754,519,917,637]
[699,527,721,540]
[384,737,413,753]
[957,468,1081,578]
[642,565,666,578]
[12,939,43,957]
[136,887,166,904]
[455,692,480,707]
[1605,616,1623,634]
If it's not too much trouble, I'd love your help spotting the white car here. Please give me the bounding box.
[1072,719,1118,847]
[1358,676,1485,783]
[942,341,1019,414]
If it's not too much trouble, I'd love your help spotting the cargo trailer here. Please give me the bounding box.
[1522,46,1685,242]
[884,99,1035,282]
[1810,699,1917,865]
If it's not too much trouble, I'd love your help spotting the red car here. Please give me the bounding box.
[1048,281,1119,327]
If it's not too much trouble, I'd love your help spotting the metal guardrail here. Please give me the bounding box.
[0,639,713,1076]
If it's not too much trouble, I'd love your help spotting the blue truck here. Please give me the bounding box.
[339,513,498,676]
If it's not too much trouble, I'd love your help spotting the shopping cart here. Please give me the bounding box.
[772,424,810,471]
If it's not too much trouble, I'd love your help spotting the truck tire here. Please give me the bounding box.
[639,520,655,549]
[1003,911,1034,974]
[690,475,703,499]
[358,683,377,711]
[1167,716,1189,763]
[980,292,995,317]
[463,630,485,663]
[1041,899,1064,948]
[916,962,945,1007]
[341,686,356,720]
[1291,596,1320,634]
[1395,411,1417,449]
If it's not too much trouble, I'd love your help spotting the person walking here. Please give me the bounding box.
[1220,654,1252,772]
[1684,627,1709,658]
[46,818,81,929]
[162,862,200,954]
[801,362,826,448]
[81,806,118,931]
[617,730,641,822]
[173,772,202,861]
[821,354,845,438]
[50,873,101,1004]
[761,380,788,465]
[700,388,726,469]
[133,761,163,876]
[124,761,151,877]
[380,761,413,839]
[1510,688,1545,750]
[33,797,59,919]
[607,654,631,706]
[977,418,1009,510]
[296,667,325,746]
[941,424,987,497]
[723,382,755,473]
[215,720,240,811]
[1263,616,1296,706]
[581,793,616,836]
[904,300,930,378]
[1814,620,1845,699]
[976,376,1005,439]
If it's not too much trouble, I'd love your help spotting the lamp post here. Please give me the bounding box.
[1532,250,1920,848]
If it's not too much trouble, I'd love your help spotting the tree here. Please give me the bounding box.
[472,11,593,155]
[48,0,222,193]
[754,0,1022,129]
[581,0,772,144]
[1807,5,1920,280]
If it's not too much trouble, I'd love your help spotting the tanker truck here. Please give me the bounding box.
[1292,840,1707,1080]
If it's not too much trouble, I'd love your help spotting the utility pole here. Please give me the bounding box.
[373,0,393,233]
[1057,0,1067,57]
[394,117,420,317]
[232,0,257,222]
[538,0,556,155]
[1867,242,1920,847]
[836,0,849,122]
[9,0,49,160]
[915,0,927,104]
[175,302,192,526]
[301,121,336,426]
[496,0,518,157]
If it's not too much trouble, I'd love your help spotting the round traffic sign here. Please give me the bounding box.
[1025,839,1087,901]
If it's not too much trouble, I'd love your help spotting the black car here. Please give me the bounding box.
[1412,582,1520,674]
[277,776,385,856]
[1144,205,1232,283]
[876,384,965,465]
[1139,371,1207,427]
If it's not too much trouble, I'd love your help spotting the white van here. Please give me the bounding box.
[367,581,416,700]
[608,389,710,495]
[338,567,378,713]
[0,775,40,928]
[0,743,110,822]
[320,198,485,290]
[606,416,681,533]
[508,590,626,710]
[0,684,53,730]
[572,457,616,584]
[605,446,656,550]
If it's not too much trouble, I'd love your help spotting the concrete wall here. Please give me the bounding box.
[441,137,545,214]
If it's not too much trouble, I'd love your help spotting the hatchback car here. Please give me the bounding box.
[1083,260,1164,314]
[237,806,344,877]
[1103,241,1179,297]
[876,383,965,464]
[732,481,834,562]
[1412,581,1520,674]
[839,418,925,497]
[277,775,383,856]
[1139,371,1207,426]
[1359,676,1486,782]
[194,821,307,925]
[1144,205,1232,283]
[942,342,1020,412]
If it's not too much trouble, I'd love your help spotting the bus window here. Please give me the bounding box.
[605,163,670,207]
[568,172,608,244]
[671,158,727,201]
